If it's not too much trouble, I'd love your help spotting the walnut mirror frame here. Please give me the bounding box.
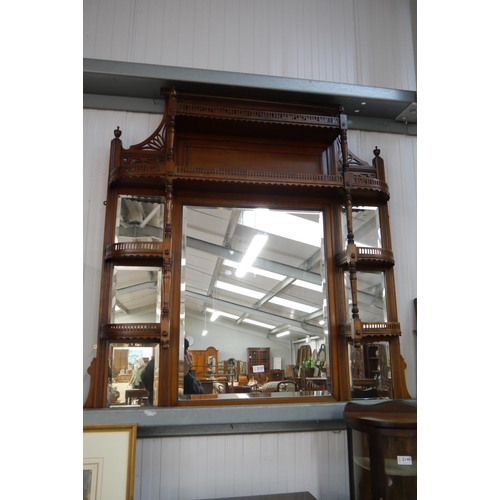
[84,89,411,408]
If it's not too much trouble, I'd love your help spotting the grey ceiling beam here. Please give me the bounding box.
[187,237,322,285]
[185,290,323,336]
[83,58,416,135]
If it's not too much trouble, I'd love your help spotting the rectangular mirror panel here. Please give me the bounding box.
[349,341,392,399]
[341,206,381,249]
[107,343,159,407]
[179,206,330,400]
[115,194,165,242]
[110,266,162,323]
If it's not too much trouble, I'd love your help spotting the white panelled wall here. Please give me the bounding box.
[83,0,416,91]
[135,431,349,500]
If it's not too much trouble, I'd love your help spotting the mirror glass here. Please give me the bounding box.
[107,342,159,407]
[345,271,387,322]
[341,205,381,248]
[110,266,162,323]
[115,194,165,242]
[179,206,330,400]
[349,341,392,399]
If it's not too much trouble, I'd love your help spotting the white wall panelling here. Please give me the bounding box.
[134,430,349,500]
[83,0,416,91]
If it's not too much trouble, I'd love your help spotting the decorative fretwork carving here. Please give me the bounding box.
[100,323,161,340]
[134,123,167,152]
[176,166,342,184]
[177,102,340,128]
[340,322,401,336]
[105,242,162,260]
[336,247,395,267]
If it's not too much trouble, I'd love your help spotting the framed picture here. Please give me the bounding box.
[83,424,137,500]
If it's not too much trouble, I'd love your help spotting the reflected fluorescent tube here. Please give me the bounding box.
[236,233,268,278]
[202,329,208,336]
[276,330,290,337]
[210,311,220,321]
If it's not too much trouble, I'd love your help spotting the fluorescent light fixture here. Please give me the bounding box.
[293,280,324,293]
[223,260,285,281]
[236,232,268,278]
[276,330,290,337]
[206,308,239,320]
[268,296,319,314]
[210,311,220,321]
[202,329,208,336]
[242,318,275,329]
[241,210,323,247]
[215,280,265,300]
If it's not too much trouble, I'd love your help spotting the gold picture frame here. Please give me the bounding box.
[83,424,137,500]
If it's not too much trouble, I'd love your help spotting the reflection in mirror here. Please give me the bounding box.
[341,205,381,249]
[115,195,165,242]
[107,343,159,407]
[349,341,392,399]
[180,206,330,400]
[345,271,387,322]
[110,266,162,323]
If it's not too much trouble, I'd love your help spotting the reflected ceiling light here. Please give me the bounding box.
[276,330,290,338]
[206,308,239,320]
[235,232,268,278]
[241,210,323,247]
[223,260,285,281]
[268,296,319,314]
[202,329,208,336]
[215,280,265,300]
[293,280,323,293]
[242,318,275,329]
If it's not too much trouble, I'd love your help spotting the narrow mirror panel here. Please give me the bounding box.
[349,341,392,399]
[107,343,159,407]
[115,194,165,242]
[345,270,387,322]
[179,206,330,400]
[341,205,381,249]
[110,266,162,323]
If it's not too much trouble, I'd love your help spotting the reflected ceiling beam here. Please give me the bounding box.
[116,281,157,294]
[185,290,323,335]
[239,248,322,325]
[187,237,321,285]
[207,209,241,296]
[114,299,129,314]
[139,204,161,228]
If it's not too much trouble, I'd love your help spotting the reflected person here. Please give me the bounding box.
[184,338,205,394]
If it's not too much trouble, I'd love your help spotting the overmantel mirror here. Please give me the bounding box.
[84,89,411,408]
[179,205,331,400]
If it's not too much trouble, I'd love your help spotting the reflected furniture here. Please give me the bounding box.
[125,389,149,405]
[247,347,270,383]
[344,400,416,500]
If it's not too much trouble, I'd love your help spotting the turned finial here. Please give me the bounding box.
[114,126,122,139]
[373,146,380,157]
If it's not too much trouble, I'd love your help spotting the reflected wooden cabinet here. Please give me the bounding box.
[190,346,218,378]
[247,347,270,383]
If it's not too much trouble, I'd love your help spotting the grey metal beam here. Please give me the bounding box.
[187,237,322,285]
[83,59,417,135]
[185,290,323,335]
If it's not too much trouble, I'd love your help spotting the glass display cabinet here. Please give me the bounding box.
[344,400,417,500]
